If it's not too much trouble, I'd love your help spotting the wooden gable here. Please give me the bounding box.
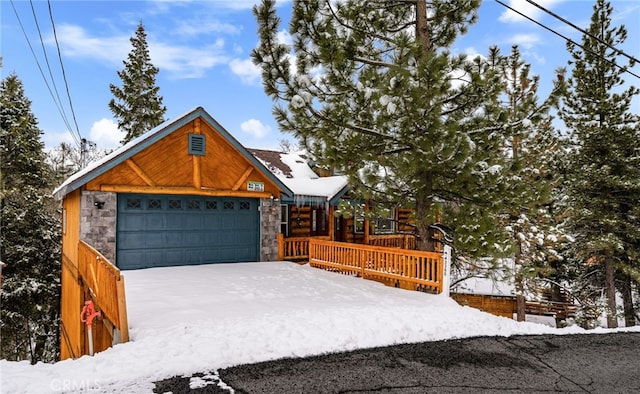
[84,116,282,198]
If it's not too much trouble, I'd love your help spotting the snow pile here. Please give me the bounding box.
[2,262,637,393]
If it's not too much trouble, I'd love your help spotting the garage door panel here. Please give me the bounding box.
[166,250,185,265]
[165,215,185,230]
[146,215,165,230]
[120,214,146,231]
[183,215,203,230]
[184,232,203,246]
[117,194,258,270]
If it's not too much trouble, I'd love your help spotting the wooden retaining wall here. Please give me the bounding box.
[451,293,517,318]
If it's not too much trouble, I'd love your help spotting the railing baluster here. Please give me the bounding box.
[308,239,443,293]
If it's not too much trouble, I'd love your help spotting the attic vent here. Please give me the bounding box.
[188,134,206,156]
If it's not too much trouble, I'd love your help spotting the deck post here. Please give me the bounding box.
[441,245,451,297]
[277,233,284,260]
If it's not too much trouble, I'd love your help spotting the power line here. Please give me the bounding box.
[47,0,83,145]
[494,0,640,80]
[8,0,80,147]
[28,0,75,141]
[524,0,639,65]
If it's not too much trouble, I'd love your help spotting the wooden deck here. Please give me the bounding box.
[308,239,443,293]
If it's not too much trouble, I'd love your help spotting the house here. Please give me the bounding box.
[53,106,442,360]
[54,107,297,270]
[54,107,300,359]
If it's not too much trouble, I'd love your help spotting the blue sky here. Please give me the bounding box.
[2,0,639,151]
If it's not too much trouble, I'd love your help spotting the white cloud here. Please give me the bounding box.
[463,46,483,59]
[240,119,271,139]
[229,58,262,85]
[89,118,122,149]
[498,0,563,23]
[152,39,229,79]
[50,24,229,79]
[42,130,77,149]
[173,18,242,37]
[276,29,293,46]
[52,24,130,67]
[509,33,541,50]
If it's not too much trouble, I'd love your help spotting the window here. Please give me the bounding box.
[148,199,162,209]
[223,201,235,210]
[354,213,365,234]
[374,208,395,234]
[280,205,289,236]
[126,198,142,209]
[188,199,201,210]
[239,201,250,210]
[206,201,217,210]
[168,199,182,209]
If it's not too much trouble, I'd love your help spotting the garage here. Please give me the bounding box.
[117,194,259,270]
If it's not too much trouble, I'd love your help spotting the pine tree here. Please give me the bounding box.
[252,0,516,259]
[1,73,61,362]
[109,22,166,145]
[559,0,640,328]
[495,46,566,322]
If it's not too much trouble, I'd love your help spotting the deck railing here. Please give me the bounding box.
[78,241,129,343]
[367,234,417,250]
[309,239,443,293]
[277,234,330,261]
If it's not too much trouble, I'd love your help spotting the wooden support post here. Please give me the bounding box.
[277,233,284,260]
[328,205,335,241]
[193,155,202,189]
[116,276,129,343]
[363,200,370,245]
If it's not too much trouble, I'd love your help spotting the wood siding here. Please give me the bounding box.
[84,119,281,198]
[60,190,82,360]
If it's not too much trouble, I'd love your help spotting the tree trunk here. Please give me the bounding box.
[618,272,636,327]
[414,171,436,252]
[514,241,526,322]
[604,258,618,328]
[515,291,526,322]
[415,0,430,53]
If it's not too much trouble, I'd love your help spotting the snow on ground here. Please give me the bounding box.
[2,261,639,393]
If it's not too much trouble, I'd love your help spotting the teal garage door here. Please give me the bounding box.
[116,194,259,270]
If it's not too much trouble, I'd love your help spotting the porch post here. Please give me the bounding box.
[441,245,452,297]
[328,205,335,241]
[364,200,370,245]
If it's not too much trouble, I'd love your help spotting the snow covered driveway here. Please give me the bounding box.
[0,261,616,393]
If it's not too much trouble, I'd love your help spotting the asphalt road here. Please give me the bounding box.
[153,332,640,394]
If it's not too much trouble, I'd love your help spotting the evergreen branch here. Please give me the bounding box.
[325,1,399,45]
[352,56,396,69]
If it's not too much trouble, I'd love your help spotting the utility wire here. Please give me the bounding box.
[29,0,75,141]
[494,0,640,80]
[47,0,83,144]
[8,0,80,147]
[524,0,639,65]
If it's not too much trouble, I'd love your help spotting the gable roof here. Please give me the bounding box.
[248,148,349,205]
[53,107,293,199]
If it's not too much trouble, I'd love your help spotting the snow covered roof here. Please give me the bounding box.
[248,148,349,205]
[52,107,293,199]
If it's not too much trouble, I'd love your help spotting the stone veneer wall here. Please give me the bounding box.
[260,198,281,261]
[80,191,117,263]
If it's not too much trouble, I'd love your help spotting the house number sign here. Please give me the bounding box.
[247,181,264,192]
